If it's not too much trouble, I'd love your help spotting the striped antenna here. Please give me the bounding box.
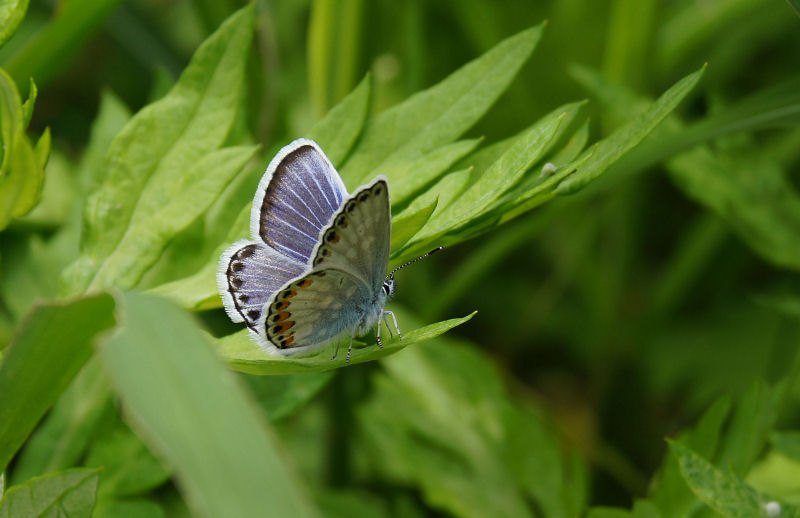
[387,247,444,278]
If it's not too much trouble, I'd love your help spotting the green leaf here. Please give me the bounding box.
[403,101,581,255]
[390,138,481,205]
[306,73,371,167]
[0,293,116,473]
[215,312,476,375]
[391,197,438,252]
[0,468,100,518]
[357,336,585,518]
[555,64,705,194]
[669,440,796,518]
[308,0,364,119]
[340,23,545,188]
[650,396,731,516]
[20,78,36,128]
[716,381,780,474]
[668,142,800,271]
[0,68,45,230]
[61,5,255,295]
[98,292,319,517]
[0,0,28,49]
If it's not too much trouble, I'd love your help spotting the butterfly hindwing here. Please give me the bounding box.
[259,268,372,354]
[311,177,391,292]
[252,139,348,263]
[217,240,305,329]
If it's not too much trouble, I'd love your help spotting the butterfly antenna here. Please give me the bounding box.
[387,247,444,278]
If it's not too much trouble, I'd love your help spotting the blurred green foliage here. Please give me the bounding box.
[1,0,800,516]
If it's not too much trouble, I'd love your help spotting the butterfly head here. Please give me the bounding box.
[382,275,396,300]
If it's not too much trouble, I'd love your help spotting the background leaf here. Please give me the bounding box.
[0,468,100,518]
[0,293,115,473]
[98,292,320,517]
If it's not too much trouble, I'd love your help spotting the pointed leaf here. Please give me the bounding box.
[555,64,705,194]
[391,197,438,252]
[390,138,481,204]
[98,292,319,517]
[61,5,255,294]
[215,312,476,375]
[669,441,796,518]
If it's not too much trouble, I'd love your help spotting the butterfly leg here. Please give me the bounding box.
[331,338,341,360]
[345,334,355,363]
[384,310,402,340]
[375,315,384,349]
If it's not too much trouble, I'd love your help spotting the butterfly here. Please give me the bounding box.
[217,138,440,362]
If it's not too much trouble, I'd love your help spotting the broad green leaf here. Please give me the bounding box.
[215,312,476,375]
[669,441,797,518]
[0,0,28,49]
[308,0,364,119]
[340,23,545,187]
[0,468,100,518]
[555,64,705,194]
[390,138,481,205]
[306,73,371,167]
[790,0,800,17]
[91,145,257,290]
[0,293,115,473]
[98,292,319,517]
[61,5,255,295]
[391,197,438,252]
[0,68,44,230]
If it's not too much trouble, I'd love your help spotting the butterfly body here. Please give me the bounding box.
[218,139,395,358]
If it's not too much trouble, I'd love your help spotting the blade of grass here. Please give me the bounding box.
[99,292,320,517]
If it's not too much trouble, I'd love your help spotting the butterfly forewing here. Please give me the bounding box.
[217,240,306,329]
[311,178,391,292]
[253,139,348,264]
[260,269,372,352]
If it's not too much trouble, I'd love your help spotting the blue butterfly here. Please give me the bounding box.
[218,138,439,362]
